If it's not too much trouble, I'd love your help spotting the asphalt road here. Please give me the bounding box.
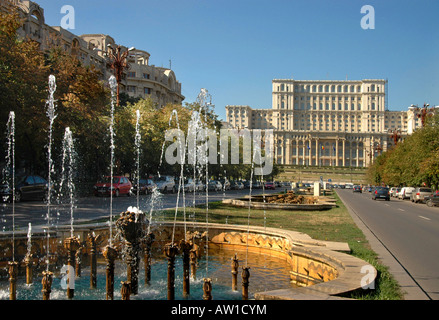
[0,187,280,232]
[337,188,439,300]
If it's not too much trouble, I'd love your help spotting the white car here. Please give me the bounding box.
[183,179,196,192]
[155,176,176,193]
[398,187,415,200]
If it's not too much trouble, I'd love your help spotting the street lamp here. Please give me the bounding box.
[107,45,136,106]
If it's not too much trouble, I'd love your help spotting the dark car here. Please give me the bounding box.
[131,179,156,195]
[353,185,362,193]
[94,176,132,197]
[372,187,390,201]
[425,191,439,207]
[0,175,48,202]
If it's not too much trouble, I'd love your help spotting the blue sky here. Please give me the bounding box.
[36,0,439,120]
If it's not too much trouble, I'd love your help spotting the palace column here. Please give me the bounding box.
[295,138,299,165]
[342,139,346,167]
[335,139,339,167]
[286,137,291,165]
[302,141,306,166]
[316,139,319,167]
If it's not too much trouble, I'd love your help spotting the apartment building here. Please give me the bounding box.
[4,0,184,107]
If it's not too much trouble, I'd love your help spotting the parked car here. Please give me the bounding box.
[182,178,196,192]
[253,181,262,189]
[0,175,49,202]
[372,187,390,201]
[131,178,156,195]
[220,179,231,191]
[389,187,401,198]
[208,180,222,191]
[398,187,415,200]
[195,180,205,192]
[264,182,275,190]
[230,181,244,190]
[155,176,176,193]
[425,191,439,207]
[94,176,132,197]
[411,187,433,203]
[353,185,362,193]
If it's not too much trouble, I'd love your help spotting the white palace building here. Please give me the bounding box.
[226,78,438,168]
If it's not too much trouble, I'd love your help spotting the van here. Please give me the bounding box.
[398,187,415,200]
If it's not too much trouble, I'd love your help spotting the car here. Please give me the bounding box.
[398,187,415,200]
[155,176,176,194]
[274,181,282,188]
[182,178,196,192]
[94,176,132,197]
[264,182,275,190]
[253,181,263,189]
[219,179,231,191]
[230,181,244,190]
[410,187,433,203]
[194,180,205,192]
[0,175,49,202]
[353,185,362,193]
[372,187,390,201]
[425,191,439,207]
[208,180,222,191]
[131,178,156,195]
[389,187,401,198]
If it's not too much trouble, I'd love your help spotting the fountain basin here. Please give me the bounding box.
[0,221,375,300]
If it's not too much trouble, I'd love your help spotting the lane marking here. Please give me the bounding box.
[419,216,431,221]
[398,208,405,212]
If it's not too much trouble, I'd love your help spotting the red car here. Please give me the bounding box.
[94,176,132,197]
[264,182,276,190]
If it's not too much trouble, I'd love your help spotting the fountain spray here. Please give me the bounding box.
[4,111,18,299]
[25,223,33,285]
[135,109,141,209]
[196,88,214,299]
[108,75,117,246]
[40,75,57,300]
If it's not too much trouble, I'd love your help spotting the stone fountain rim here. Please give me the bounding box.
[52,220,375,300]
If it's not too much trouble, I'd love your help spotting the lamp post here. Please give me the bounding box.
[107,45,135,106]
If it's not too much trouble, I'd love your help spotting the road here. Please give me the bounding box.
[0,187,280,232]
[337,188,439,300]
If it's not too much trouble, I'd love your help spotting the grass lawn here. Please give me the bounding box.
[162,192,404,300]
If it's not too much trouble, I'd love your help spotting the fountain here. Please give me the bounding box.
[116,207,147,296]
[45,75,57,275]
[0,83,378,301]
